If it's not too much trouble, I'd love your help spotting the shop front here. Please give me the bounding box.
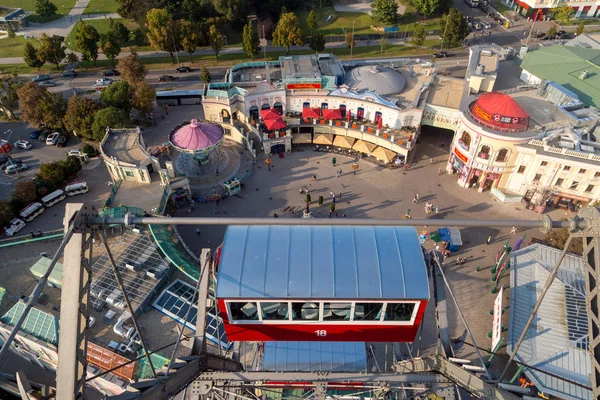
[450,147,469,178]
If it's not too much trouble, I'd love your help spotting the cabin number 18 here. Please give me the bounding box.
[315,330,327,337]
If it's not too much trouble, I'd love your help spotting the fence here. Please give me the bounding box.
[104,179,122,208]
[157,186,170,215]
[318,30,441,44]
[0,229,64,249]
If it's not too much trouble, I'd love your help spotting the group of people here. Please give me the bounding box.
[425,202,439,215]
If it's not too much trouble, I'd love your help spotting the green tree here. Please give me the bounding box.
[100,80,132,112]
[554,5,573,25]
[60,156,82,179]
[24,42,44,69]
[65,52,79,67]
[440,8,470,46]
[242,21,260,60]
[413,0,442,17]
[272,12,304,55]
[64,96,102,140]
[576,21,585,35]
[82,143,99,157]
[210,0,249,25]
[208,25,224,61]
[39,161,66,191]
[14,181,38,204]
[183,0,217,22]
[131,82,155,114]
[371,0,398,25]
[412,23,426,46]
[6,25,15,39]
[40,92,68,130]
[546,228,583,255]
[0,74,23,120]
[548,25,558,37]
[100,32,121,67]
[345,31,354,49]
[118,53,147,85]
[73,21,100,66]
[180,20,199,62]
[36,0,58,17]
[91,107,129,141]
[146,8,179,63]
[307,10,318,34]
[200,66,211,82]
[37,34,66,70]
[309,33,325,53]
[0,200,14,228]
[16,82,50,125]
[116,0,164,25]
[109,18,131,44]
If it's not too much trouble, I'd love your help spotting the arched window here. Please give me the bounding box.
[496,148,509,162]
[479,145,491,159]
[459,131,471,150]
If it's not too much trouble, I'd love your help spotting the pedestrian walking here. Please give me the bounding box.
[338,192,342,199]
[196,228,200,235]
[416,193,420,202]
[510,227,517,235]
[332,195,336,204]
[487,235,492,245]
[435,205,439,214]
[338,168,342,176]
[437,168,443,175]
[413,195,418,203]
[330,191,334,198]
[430,158,434,165]
[215,168,219,176]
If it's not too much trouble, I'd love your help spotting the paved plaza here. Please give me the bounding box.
[172,128,566,371]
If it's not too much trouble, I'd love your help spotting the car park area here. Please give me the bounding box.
[0,123,87,200]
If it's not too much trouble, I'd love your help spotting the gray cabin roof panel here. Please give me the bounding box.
[216,225,429,300]
[263,342,367,372]
[508,244,592,400]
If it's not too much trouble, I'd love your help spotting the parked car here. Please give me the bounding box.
[433,51,448,58]
[102,69,120,76]
[159,75,176,82]
[0,155,12,169]
[5,162,27,174]
[175,66,191,73]
[481,21,491,29]
[56,135,68,147]
[61,70,78,78]
[4,218,25,237]
[32,74,51,82]
[13,140,32,150]
[558,33,573,39]
[29,130,42,139]
[1,159,21,170]
[46,132,60,145]
[534,31,546,38]
[39,131,50,141]
[95,78,113,86]
[38,80,57,87]
[67,149,84,157]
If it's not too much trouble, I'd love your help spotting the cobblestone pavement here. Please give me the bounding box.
[173,129,567,373]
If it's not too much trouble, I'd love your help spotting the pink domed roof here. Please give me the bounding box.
[170,119,224,151]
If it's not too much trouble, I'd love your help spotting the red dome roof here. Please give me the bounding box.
[470,92,530,131]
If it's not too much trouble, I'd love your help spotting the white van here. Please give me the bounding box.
[19,202,44,222]
[4,218,25,236]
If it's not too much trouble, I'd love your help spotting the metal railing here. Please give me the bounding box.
[0,229,65,248]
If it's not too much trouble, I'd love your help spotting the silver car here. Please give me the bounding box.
[5,162,28,174]
[38,80,57,87]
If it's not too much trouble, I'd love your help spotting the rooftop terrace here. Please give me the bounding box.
[101,128,149,167]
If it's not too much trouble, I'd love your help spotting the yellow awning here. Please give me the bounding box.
[313,134,334,145]
[333,135,356,149]
[372,147,396,163]
[292,133,312,144]
[352,139,377,154]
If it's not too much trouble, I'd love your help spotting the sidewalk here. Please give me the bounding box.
[0,35,442,65]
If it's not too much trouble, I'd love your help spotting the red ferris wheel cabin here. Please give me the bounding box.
[215,225,430,342]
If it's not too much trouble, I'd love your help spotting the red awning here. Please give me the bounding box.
[261,109,281,120]
[264,117,287,131]
[302,107,321,119]
[322,108,343,120]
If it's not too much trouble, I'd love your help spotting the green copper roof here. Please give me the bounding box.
[1,302,59,345]
[520,45,600,107]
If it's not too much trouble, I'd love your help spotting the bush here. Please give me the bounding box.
[14,181,38,204]
[0,200,14,227]
[82,143,99,157]
[318,196,323,206]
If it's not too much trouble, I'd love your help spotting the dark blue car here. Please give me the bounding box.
[29,130,42,139]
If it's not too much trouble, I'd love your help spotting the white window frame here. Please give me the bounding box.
[224,299,421,326]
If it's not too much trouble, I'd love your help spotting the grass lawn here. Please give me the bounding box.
[297,7,377,36]
[66,18,150,51]
[83,0,119,14]
[19,0,76,22]
[0,36,40,59]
